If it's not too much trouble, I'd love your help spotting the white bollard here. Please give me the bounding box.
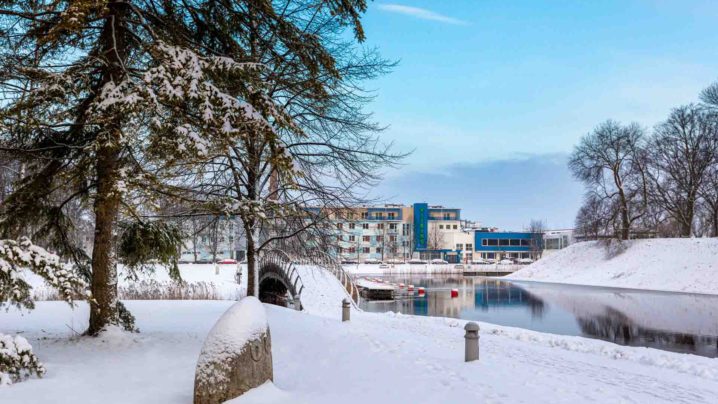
[464,322,480,362]
[342,298,351,322]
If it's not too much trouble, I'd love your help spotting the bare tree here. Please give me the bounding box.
[427,224,445,254]
[569,121,648,240]
[699,81,718,237]
[646,105,718,237]
[575,194,610,239]
[162,1,403,296]
[527,219,546,258]
[698,165,718,236]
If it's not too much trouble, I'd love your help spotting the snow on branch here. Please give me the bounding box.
[87,41,294,158]
[0,237,87,310]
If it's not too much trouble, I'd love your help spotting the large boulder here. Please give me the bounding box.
[194,297,273,404]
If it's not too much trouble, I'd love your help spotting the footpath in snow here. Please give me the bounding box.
[2,265,718,403]
[508,238,718,295]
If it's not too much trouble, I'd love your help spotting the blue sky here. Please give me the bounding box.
[359,0,718,230]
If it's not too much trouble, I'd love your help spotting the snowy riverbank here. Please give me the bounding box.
[2,300,718,403]
[507,238,718,295]
[2,266,718,403]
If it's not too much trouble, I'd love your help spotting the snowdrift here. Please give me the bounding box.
[507,238,718,295]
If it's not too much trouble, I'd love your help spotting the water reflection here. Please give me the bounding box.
[359,275,718,357]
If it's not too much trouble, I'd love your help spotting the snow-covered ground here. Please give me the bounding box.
[29,263,245,301]
[508,238,718,295]
[3,265,718,403]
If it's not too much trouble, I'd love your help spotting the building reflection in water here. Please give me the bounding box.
[360,275,718,358]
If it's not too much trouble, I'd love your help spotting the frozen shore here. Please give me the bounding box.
[508,238,718,295]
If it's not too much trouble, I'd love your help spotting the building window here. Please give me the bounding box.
[456,243,463,250]
[376,213,384,220]
[453,225,458,230]
[376,247,382,253]
[377,223,384,230]
[349,223,355,230]
[337,223,343,230]
[349,235,356,242]
[389,223,397,230]
[402,223,411,236]
[361,212,368,219]
[362,247,370,254]
[499,239,510,246]
[376,236,383,242]
[390,235,397,242]
[349,247,356,254]
[487,239,498,246]
[362,235,370,242]
[510,239,520,246]
[521,239,531,246]
[338,247,343,254]
[388,212,396,219]
[439,224,444,229]
[362,223,369,229]
[466,243,473,251]
[337,235,343,241]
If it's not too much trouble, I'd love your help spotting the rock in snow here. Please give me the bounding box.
[194,297,272,404]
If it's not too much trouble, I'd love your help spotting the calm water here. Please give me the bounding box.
[358,274,718,357]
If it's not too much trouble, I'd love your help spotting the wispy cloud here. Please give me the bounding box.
[377,4,469,25]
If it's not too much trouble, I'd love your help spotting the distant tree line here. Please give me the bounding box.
[570,82,718,239]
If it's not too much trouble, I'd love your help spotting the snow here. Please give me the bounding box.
[508,238,718,294]
[3,258,718,402]
[27,263,244,301]
[355,277,395,290]
[2,300,718,403]
[294,266,356,315]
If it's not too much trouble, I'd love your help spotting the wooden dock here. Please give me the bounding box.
[356,278,397,300]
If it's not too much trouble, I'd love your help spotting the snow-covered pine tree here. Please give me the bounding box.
[0,1,371,332]
[0,237,86,385]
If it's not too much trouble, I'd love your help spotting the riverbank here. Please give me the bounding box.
[2,299,718,403]
[507,238,718,295]
[3,266,718,403]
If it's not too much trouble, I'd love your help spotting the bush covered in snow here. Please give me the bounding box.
[0,334,45,386]
[0,237,87,385]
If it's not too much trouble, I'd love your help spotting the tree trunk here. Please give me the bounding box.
[88,142,121,335]
[246,223,258,296]
[87,1,129,335]
[681,205,694,237]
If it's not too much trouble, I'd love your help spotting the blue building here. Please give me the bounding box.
[473,231,538,260]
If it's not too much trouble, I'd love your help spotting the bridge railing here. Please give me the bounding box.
[291,250,360,306]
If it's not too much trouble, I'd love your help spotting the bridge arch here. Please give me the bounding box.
[257,250,303,310]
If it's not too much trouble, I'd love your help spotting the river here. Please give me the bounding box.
[358,274,718,357]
